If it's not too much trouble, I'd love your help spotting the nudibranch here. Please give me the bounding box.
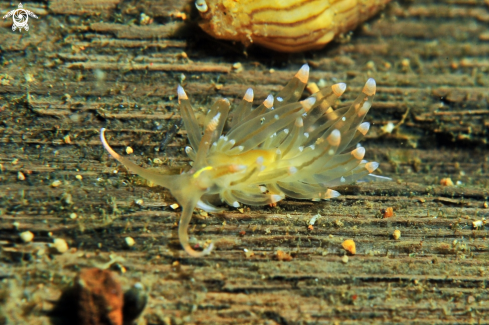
[100,65,387,257]
[195,0,391,52]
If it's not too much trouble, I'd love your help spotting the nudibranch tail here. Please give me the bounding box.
[101,128,213,257]
[100,128,175,188]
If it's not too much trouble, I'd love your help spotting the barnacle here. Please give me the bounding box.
[195,0,391,52]
[100,64,388,257]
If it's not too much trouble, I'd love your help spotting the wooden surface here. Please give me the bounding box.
[0,0,488,324]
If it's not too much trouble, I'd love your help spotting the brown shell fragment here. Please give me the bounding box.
[196,0,391,52]
[75,268,124,325]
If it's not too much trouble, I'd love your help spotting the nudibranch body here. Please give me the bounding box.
[195,0,391,52]
[100,65,387,257]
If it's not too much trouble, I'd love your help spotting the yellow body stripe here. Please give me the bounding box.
[193,166,213,178]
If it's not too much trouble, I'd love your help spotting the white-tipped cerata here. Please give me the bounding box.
[197,200,222,212]
[363,78,376,96]
[177,85,188,100]
[288,166,298,175]
[351,147,365,160]
[232,165,247,172]
[195,0,208,12]
[243,88,254,102]
[207,113,221,131]
[295,64,309,84]
[365,161,379,173]
[271,194,284,203]
[332,83,347,97]
[256,156,264,165]
[327,129,341,147]
[357,101,372,117]
[357,122,370,135]
[324,189,340,199]
[300,97,316,112]
[264,94,274,108]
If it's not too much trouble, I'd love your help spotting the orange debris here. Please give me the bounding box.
[276,250,293,261]
[342,239,356,255]
[440,178,454,186]
[381,207,394,218]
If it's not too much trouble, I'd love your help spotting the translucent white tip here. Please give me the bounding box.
[295,64,309,84]
[365,161,379,173]
[195,0,208,12]
[100,128,122,160]
[300,97,316,112]
[264,94,274,108]
[243,88,254,102]
[325,189,340,199]
[196,200,222,212]
[288,166,298,175]
[363,78,376,96]
[358,101,372,116]
[271,194,284,203]
[207,112,221,131]
[233,165,247,172]
[177,85,188,100]
[256,156,264,165]
[332,83,347,97]
[351,147,365,160]
[357,122,370,135]
[327,129,341,147]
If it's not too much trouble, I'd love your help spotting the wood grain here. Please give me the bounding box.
[0,0,488,324]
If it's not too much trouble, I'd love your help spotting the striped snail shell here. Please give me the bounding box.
[195,0,391,52]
